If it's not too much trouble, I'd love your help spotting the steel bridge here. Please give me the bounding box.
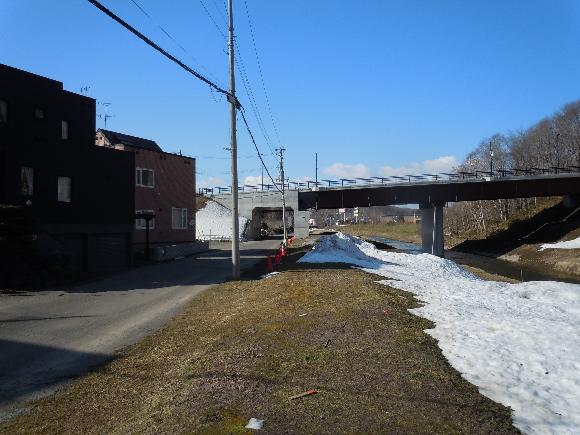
[201,167,580,256]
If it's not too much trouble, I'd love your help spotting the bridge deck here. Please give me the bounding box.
[297,173,580,210]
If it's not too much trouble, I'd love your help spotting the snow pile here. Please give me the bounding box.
[299,232,580,435]
[539,236,580,251]
[196,200,248,241]
[260,271,280,280]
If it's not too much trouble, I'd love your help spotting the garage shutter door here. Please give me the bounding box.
[92,234,128,272]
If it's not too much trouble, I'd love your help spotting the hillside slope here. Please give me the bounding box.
[453,199,580,278]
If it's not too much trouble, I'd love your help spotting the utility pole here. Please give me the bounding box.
[228,0,240,278]
[315,152,318,188]
[260,153,264,190]
[276,147,287,243]
[489,142,494,177]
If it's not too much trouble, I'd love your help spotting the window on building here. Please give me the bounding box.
[57,176,71,202]
[61,120,69,140]
[136,210,155,230]
[172,207,188,229]
[21,167,34,196]
[34,108,45,119]
[136,167,154,187]
[0,99,7,123]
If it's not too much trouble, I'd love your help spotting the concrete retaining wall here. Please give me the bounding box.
[212,190,310,238]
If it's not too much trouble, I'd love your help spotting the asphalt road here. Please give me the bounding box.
[0,239,280,419]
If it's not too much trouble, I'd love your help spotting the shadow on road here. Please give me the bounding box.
[56,246,277,294]
[0,339,112,408]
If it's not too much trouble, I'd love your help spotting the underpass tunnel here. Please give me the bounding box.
[249,207,294,239]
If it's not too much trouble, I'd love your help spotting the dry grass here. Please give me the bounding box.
[336,223,421,244]
[1,248,518,434]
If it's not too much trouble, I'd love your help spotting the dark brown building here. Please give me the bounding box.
[0,64,135,274]
[95,129,196,252]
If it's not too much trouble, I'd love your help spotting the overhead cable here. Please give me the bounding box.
[128,0,226,89]
[87,0,230,97]
[239,109,282,193]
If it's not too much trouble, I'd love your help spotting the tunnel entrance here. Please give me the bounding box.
[249,207,294,239]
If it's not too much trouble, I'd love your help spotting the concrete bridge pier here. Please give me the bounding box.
[419,202,445,257]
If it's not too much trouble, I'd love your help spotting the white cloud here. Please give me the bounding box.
[379,156,459,177]
[322,163,371,178]
[243,175,264,186]
[292,175,313,184]
[198,176,226,189]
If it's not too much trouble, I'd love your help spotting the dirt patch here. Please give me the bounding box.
[1,249,518,434]
[336,223,421,244]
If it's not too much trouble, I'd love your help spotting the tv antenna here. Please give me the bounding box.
[97,102,113,128]
[97,113,114,128]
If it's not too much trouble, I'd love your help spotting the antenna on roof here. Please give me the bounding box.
[97,102,114,129]
[97,113,114,129]
[80,86,91,95]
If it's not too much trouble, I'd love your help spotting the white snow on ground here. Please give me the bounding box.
[539,236,580,251]
[196,200,248,241]
[299,232,580,435]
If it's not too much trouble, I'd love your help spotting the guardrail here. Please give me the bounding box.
[197,165,580,196]
[196,233,232,242]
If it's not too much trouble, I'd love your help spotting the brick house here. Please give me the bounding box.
[95,129,196,253]
[0,64,134,275]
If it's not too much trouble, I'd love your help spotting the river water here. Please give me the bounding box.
[366,236,580,284]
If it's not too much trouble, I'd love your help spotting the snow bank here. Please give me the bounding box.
[196,200,248,241]
[299,233,580,435]
[539,236,580,251]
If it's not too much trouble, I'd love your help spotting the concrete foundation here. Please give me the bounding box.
[420,203,444,257]
[213,190,310,239]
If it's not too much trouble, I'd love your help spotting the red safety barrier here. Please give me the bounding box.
[266,255,274,272]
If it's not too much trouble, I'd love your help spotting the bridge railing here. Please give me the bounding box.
[197,165,580,196]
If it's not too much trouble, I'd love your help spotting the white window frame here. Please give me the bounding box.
[135,210,155,230]
[57,176,71,203]
[171,207,188,229]
[136,167,155,188]
[21,167,34,196]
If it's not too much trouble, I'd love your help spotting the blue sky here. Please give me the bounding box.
[1,0,579,188]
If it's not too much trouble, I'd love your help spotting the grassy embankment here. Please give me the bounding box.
[334,222,421,244]
[1,242,518,434]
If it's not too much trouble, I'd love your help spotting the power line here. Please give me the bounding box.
[198,0,227,39]
[87,0,280,194]
[87,0,230,97]
[128,0,227,89]
[236,53,276,158]
[243,0,283,148]
[210,0,228,25]
[239,108,282,193]
[197,0,276,158]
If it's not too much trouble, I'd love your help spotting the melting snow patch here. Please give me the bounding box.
[196,200,248,241]
[539,236,580,251]
[245,417,264,430]
[260,272,280,279]
[299,232,580,435]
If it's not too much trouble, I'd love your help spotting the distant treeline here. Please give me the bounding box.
[445,100,580,239]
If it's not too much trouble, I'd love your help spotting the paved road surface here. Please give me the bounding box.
[0,239,280,419]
